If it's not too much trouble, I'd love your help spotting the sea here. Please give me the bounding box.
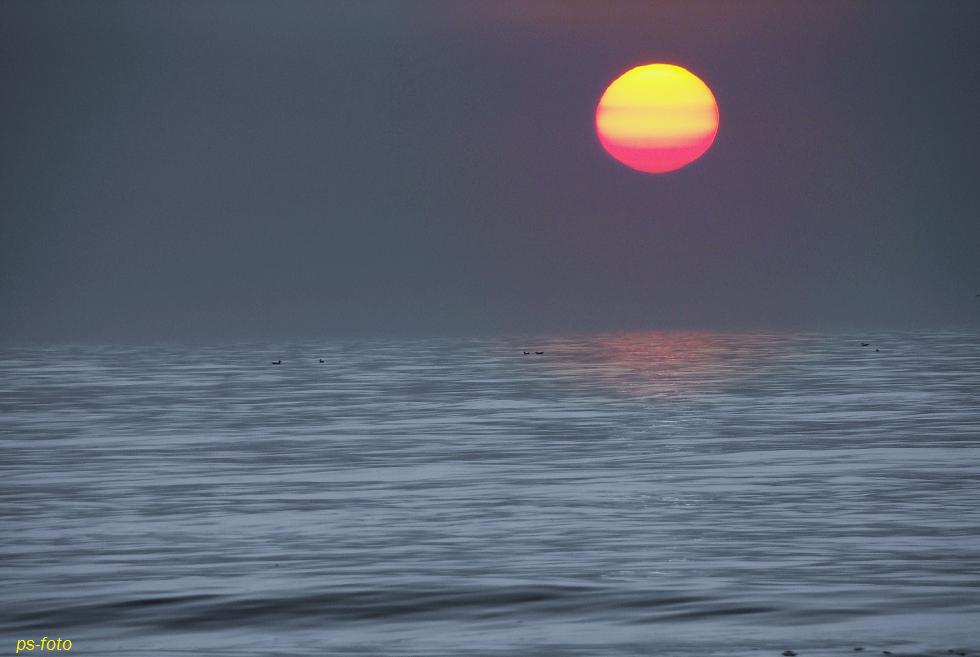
[1,331,978,657]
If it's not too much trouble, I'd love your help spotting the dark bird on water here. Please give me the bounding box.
[319,359,325,363]
[272,360,282,365]
[535,351,544,355]
[523,351,530,355]
[861,342,870,347]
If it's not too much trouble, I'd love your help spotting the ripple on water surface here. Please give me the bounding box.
[1,331,978,656]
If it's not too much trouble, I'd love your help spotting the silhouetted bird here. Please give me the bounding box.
[861,343,870,347]
[319,359,325,363]
[875,349,879,352]
[523,351,530,355]
[535,351,544,355]
[272,360,282,365]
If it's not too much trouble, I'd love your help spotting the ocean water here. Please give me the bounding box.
[1,331,978,657]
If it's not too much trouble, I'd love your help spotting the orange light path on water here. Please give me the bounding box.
[596,64,719,174]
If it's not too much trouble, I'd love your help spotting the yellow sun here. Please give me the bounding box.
[596,64,719,174]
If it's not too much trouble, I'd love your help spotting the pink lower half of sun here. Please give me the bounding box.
[598,131,717,174]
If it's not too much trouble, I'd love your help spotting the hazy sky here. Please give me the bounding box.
[2,0,979,341]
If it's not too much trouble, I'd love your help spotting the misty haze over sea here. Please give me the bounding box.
[3,0,980,654]
[2,330,978,656]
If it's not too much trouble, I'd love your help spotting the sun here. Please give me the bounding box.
[595,63,719,174]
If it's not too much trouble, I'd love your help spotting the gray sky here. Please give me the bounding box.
[2,0,979,341]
